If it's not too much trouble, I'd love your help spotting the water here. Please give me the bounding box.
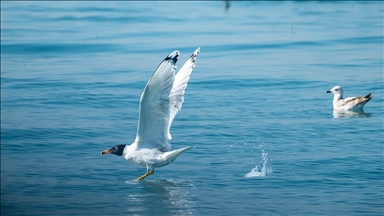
[1,1,383,215]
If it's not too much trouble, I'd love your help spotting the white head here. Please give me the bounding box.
[326,86,344,99]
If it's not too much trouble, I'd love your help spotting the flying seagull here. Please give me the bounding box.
[326,86,371,111]
[101,47,200,180]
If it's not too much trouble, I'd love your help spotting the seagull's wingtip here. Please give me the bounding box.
[195,47,201,55]
[165,50,180,62]
[189,47,200,60]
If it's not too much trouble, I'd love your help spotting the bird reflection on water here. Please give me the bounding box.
[332,110,372,119]
[125,179,198,215]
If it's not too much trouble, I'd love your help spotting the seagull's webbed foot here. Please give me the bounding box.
[136,167,155,180]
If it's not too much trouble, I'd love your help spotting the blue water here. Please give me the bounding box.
[1,1,383,215]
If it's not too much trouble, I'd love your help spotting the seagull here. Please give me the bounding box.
[326,86,371,111]
[101,47,200,180]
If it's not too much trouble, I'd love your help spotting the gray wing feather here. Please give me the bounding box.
[135,51,179,152]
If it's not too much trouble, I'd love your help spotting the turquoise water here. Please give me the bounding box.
[1,1,383,215]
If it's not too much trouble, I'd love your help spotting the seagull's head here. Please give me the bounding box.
[326,86,343,95]
[101,145,125,156]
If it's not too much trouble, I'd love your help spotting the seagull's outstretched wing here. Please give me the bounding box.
[135,51,179,152]
[167,47,200,141]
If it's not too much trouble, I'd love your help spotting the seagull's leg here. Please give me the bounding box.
[136,166,150,180]
[149,167,155,175]
[136,166,154,180]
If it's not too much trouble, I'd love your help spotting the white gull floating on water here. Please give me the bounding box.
[326,86,371,111]
[101,47,200,180]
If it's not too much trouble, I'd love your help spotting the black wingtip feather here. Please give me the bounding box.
[188,47,200,64]
[190,47,200,58]
[365,93,371,98]
[164,50,180,63]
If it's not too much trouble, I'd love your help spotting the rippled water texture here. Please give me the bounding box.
[1,1,383,215]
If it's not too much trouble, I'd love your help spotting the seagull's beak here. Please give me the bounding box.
[101,149,111,154]
[326,90,332,93]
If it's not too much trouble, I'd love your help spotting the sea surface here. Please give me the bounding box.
[1,1,383,215]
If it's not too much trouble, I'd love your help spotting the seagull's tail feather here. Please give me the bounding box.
[361,93,372,104]
[164,146,192,164]
[353,94,372,110]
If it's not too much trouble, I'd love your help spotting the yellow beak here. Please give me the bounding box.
[101,149,111,154]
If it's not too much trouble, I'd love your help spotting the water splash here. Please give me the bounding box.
[244,144,273,178]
